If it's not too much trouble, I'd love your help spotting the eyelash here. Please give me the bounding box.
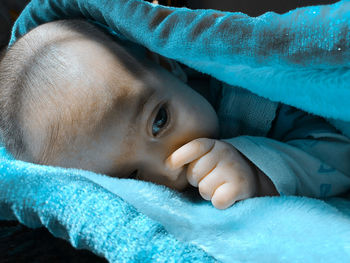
[151,103,170,137]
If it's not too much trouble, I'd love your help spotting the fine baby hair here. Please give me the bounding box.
[0,20,143,164]
[0,20,105,161]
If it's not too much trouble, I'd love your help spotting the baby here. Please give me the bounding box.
[0,20,349,209]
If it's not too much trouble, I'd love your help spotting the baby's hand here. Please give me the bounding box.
[165,138,259,209]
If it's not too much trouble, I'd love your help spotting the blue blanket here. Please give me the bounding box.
[1,0,350,262]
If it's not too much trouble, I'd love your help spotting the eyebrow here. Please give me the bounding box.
[132,87,156,123]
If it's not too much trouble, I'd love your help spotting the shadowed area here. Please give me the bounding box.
[0,221,107,263]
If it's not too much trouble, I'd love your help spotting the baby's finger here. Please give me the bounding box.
[187,151,218,187]
[211,183,240,210]
[197,165,226,201]
[165,138,215,170]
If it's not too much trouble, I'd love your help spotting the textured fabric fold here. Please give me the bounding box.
[2,147,350,263]
[9,0,350,120]
[0,157,215,262]
[217,84,278,137]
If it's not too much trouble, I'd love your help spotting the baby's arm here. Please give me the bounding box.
[166,105,350,209]
[225,104,350,198]
[165,138,278,209]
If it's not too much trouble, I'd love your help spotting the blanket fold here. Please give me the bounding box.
[1,0,350,262]
[9,0,350,121]
[0,157,215,262]
[2,152,350,263]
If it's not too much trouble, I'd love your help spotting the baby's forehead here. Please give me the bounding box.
[19,20,160,162]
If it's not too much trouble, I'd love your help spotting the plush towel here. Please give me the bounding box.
[1,150,350,262]
[1,0,350,262]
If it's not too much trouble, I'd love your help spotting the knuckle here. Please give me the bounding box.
[190,160,201,174]
[232,172,249,190]
[228,169,244,183]
[187,162,200,186]
[186,167,194,183]
[215,140,228,149]
[191,139,203,152]
[219,147,233,160]
[193,138,213,151]
[215,141,236,156]
[236,175,246,186]
[194,137,209,144]
[198,181,212,201]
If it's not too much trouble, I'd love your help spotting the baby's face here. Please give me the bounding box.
[30,29,219,190]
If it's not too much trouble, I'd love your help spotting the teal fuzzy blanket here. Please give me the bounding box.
[1,0,350,262]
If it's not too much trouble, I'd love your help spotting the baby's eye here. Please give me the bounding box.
[152,105,169,136]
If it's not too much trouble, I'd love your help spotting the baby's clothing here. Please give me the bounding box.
[185,67,350,198]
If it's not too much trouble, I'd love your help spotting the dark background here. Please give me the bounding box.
[184,0,339,16]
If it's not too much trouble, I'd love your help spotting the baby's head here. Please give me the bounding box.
[0,20,219,190]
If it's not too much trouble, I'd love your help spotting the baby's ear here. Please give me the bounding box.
[146,50,187,83]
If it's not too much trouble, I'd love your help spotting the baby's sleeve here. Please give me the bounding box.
[223,104,350,198]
